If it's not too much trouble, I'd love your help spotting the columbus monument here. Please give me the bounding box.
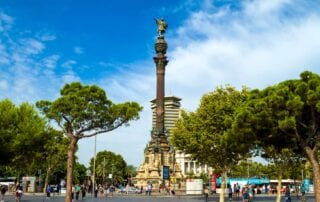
[134,19,182,188]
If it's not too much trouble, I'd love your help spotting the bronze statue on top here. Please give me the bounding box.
[155,18,168,37]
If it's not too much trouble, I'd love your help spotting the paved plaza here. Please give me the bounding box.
[1,193,315,202]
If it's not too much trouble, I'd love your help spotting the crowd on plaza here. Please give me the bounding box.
[0,179,309,202]
[224,182,308,202]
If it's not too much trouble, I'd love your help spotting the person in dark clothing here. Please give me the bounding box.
[1,185,7,202]
[285,186,291,202]
[81,185,86,199]
[15,184,22,202]
[46,185,51,198]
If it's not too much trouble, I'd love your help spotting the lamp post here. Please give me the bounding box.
[86,169,91,190]
[92,135,97,197]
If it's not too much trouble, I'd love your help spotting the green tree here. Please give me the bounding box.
[231,161,267,178]
[42,128,69,193]
[73,162,87,184]
[263,148,299,202]
[232,71,320,201]
[0,99,18,165]
[125,165,137,178]
[89,150,127,185]
[172,86,252,202]
[36,82,142,202]
[0,100,49,177]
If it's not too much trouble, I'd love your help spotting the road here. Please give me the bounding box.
[1,193,315,202]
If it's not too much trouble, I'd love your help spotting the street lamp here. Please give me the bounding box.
[92,135,97,197]
[86,169,91,189]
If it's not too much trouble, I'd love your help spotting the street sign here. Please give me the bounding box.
[162,166,170,180]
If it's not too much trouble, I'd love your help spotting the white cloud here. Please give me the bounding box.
[61,60,77,69]
[20,38,45,55]
[42,55,60,69]
[39,33,56,41]
[98,61,117,68]
[0,80,8,90]
[0,12,79,104]
[165,0,320,110]
[0,12,14,31]
[74,46,84,54]
[0,44,10,65]
[62,70,81,84]
[77,0,320,166]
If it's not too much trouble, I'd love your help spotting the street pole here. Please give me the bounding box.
[103,157,106,186]
[92,135,97,197]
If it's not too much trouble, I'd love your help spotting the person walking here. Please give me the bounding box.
[0,185,7,202]
[284,186,291,202]
[109,184,115,197]
[81,185,86,199]
[242,187,250,202]
[300,184,306,202]
[147,184,152,196]
[46,185,51,198]
[15,183,22,202]
[75,184,81,200]
[228,185,233,201]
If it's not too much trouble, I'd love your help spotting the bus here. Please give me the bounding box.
[0,177,17,192]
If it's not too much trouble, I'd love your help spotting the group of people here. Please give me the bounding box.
[71,184,87,200]
[45,184,61,198]
[93,184,116,198]
[227,183,255,201]
[227,183,307,202]
[145,184,153,195]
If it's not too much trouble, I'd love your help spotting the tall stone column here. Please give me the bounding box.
[154,36,168,136]
[134,19,182,188]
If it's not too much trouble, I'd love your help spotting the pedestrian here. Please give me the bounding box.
[46,185,51,198]
[56,184,61,195]
[228,185,233,201]
[234,183,240,198]
[0,185,7,202]
[71,185,75,200]
[15,183,22,202]
[147,184,152,196]
[94,185,98,198]
[81,185,86,199]
[75,184,81,200]
[249,185,254,201]
[285,186,291,202]
[242,187,249,202]
[119,184,124,195]
[109,184,115,197]
[300,184,306,202]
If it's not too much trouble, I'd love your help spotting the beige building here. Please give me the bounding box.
[175,151,212,177]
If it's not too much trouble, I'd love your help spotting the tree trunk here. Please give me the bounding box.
[64,136,78,202]
[305,147,320,202]
[44,166,51,194]
[276,175,282,202]
[219,171,227,202]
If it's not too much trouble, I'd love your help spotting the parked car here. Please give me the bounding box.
[126,186,142,194]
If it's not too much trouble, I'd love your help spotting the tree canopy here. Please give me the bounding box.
[171,85,251,202]
[36,82,143,202]
[0,99,48,176]
[89,150,127,185]
[232,71,320,201]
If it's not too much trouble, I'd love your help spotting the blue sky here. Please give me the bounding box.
[1,0,320,167]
